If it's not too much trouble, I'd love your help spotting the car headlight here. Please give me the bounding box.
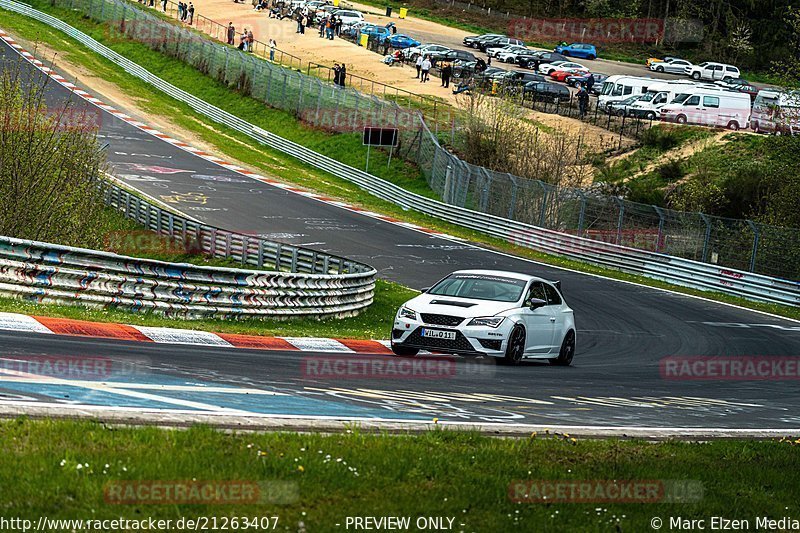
[398,306,418,320]
[467,317,505,328]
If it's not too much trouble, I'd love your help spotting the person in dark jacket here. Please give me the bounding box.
[585,73,595,93]
[333,63,341,86]
[440,61,452,88]
[577,83,590,118]
[339,64,347,87]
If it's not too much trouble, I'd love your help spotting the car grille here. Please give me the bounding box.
[420,313,464,326]
[405,328,475,352]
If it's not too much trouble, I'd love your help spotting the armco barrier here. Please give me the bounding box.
[0,181,376,318]
[2,2,798,307]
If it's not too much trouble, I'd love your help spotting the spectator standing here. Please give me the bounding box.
[326,16,334,40]
[440,61,452,88]
[333,63,342,87]
[334,17,342,36]
[532,58,541,74]
[577,83,589,118]
[319,16,327,37]
[420,55,431,83]
[296,11,305,34]
[269,38,276,61]
[247,29,254,51]
[339,63,347,87]
[227,22,235,45]
[414,55,422,79]
[161,0,167,11]
[586,73,595,93]
[187,2,194,25]
[177,2,183,20]
[240,29,248,51]
[475,57,486,73]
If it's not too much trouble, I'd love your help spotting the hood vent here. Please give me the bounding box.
[430,299,477,308]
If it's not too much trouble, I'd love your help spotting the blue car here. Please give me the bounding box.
[387,34,421,49]
[554,42,598,60]
[360,25,391,39]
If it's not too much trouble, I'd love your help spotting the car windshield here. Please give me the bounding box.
[639,90,658,102]
[428,274,527,302]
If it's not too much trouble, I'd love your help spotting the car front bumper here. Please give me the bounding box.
[391,316,512,357]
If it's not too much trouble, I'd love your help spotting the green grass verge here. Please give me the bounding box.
[1,8,798,323]
[0,278,416,339]
[3,418,800,531]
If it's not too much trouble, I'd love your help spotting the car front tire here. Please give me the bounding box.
[691,72,700,80]
[391,343,419,357]
[656,65,664,72]
[550,330,575,366]
[502,324,526,365]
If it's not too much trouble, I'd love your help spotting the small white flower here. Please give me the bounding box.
[76,464,83,470]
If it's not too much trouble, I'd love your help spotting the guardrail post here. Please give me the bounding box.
[291,248,298,273]
[225,232,232,258]
[653,205,666,252]
[746,220,760,273]
[699,213,712,263]
[275,243,282,270]
[506,173,518,220]
[613,197,625,246]
[257,239,264,268]
[443,164,453,204]
[576,190,586,237]
[241,235,248,265]
[211,227,218,257]
[168,213,174,237]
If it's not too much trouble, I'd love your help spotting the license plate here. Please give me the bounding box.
[421,328,456,340]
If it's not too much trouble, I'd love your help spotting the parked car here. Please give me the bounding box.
[332,10,364,29]
[523,81,571,103]
[430,49,476,66]
[343,20,369,37]
[646,56,682,67]
[404,43,450,61]
[491,45,529,61]
[550,66,590,82]
[628,80,701,120]
[359,24,390,40]
[607,95,644,117]
[539,61,587,76]
[685,62,741,81]
[715,78,758,100]
[387,34,420,49]
[660,90,752,130]
[554,42,598,60]
[565,72,608,94]
[501,70,546,87]
[650,58,694,75]
[479,36,524,52]
[463,33,504,48]
[517,51,566,69]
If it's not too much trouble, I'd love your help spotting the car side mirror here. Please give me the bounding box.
[526,298,547,310]
[420,287,431,293]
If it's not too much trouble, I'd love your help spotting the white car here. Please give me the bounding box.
[391,270,576,365]
[404,43,451,61]
[333,9,364,28]
[495,45,531,63]
[487,44,527,59]
[684,61,741,81]
[538,61,586,75]
[649,58,693,74]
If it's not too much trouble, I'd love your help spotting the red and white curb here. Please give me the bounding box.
[0,312,394,354]
[0,28,460,241]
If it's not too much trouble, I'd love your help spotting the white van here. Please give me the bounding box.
[598,75,658,108]
[685,62,741,81]
[628,80,700,120]
[660,90,752,130]
[750,89,800,134]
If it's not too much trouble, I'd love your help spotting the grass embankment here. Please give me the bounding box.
[3,419,800,531]
[2,8,798,322]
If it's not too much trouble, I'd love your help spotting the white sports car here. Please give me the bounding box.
[391,270,576,365]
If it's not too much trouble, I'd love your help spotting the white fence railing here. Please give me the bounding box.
[0,181,376,318]
[1,1,797,307]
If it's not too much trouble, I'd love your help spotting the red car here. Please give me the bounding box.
[550,67,589,82]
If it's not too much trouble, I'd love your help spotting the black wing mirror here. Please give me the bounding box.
[420,287,431,293]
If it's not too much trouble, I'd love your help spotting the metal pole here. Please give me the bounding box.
[746,220,760,272]
[699,213,712,263]
[614,197,625,246]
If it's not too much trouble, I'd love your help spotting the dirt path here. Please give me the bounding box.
[624,131,729,182]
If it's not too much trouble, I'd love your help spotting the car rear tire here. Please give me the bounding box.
[691,72,700,80]
[502,325,526,365]
[391,344,419,357]
[676,114,687,125]
[550,330,575,366]
[587,55,596,60]
[562,51,570,57]
[727,120,740,131]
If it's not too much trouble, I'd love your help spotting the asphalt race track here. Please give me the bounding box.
[2,38,800,430]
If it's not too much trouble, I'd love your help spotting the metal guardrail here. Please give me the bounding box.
[3,0,798,307]
[0,178,376,318]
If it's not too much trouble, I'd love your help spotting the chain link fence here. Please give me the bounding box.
[42,0,800,281]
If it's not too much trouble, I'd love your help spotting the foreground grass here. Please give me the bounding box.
[0,279,415,339]
[2,419,800,531]
[1,9,798,322]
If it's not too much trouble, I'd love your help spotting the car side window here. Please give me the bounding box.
[524,282,547,305]
[623,86,633,95]
[543,284,562,305]
[685,95,700,106]
[703,96,720,108]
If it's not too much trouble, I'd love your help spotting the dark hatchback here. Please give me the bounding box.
[523,81,571,103]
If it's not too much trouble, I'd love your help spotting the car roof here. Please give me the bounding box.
[450,269,544,282]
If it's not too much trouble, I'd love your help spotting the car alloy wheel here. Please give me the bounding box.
[691,72,700,80]
[727,121,739,131]
[502,325,526,365]
[550,330,575,366]
[646,112,656,120]
[677,114,687,125]
[656,66,664,72]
